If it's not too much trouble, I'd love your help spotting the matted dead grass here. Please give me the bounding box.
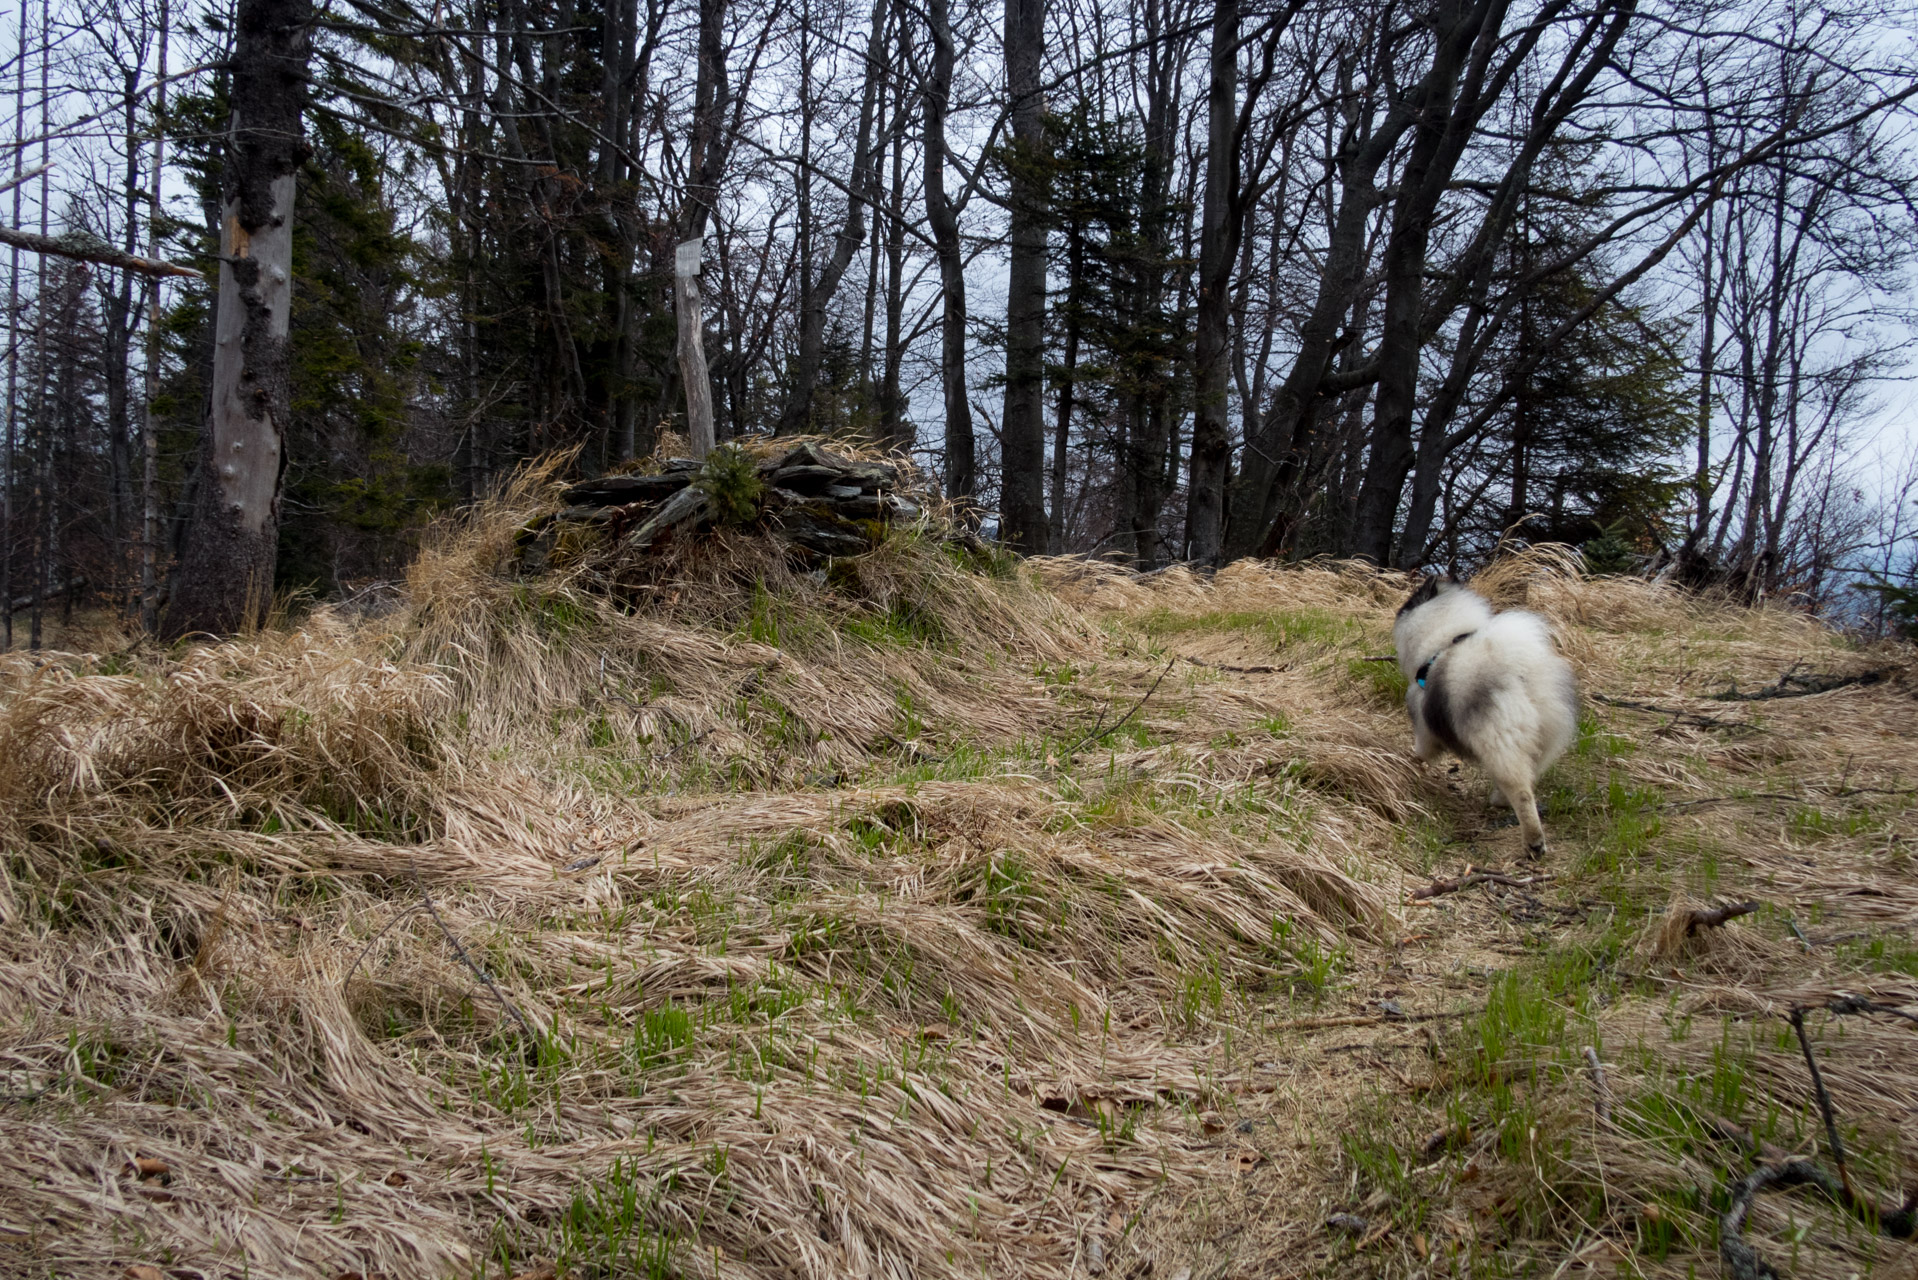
[1,529,1912,1279]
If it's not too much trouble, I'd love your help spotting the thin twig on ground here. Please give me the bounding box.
[1410,867,1553,901]
[1666,785,1915,813]
[411,873,537,1043]
[1591,692,1746,729]
[1180,655,1288,674]
[1067,656,1176,755]
[342,902,428,987]
[1789,1007,1855,1201]
[1268,1009,1475,1032]
[1818,994,1918,1027]
[1780,1004,1918,1235]
[1664,793,1803,811]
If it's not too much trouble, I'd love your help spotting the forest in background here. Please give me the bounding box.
[0,0,1915,644]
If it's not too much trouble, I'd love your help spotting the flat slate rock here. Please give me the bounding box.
[775,510,873,556]
[563,473,691,506]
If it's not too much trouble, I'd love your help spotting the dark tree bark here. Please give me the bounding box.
[1236,35,1411,559]
[879,64,911,453]
[1347,0,1516,566]
[1184,0,1242,565]
[775,0,886,437]
[923,0,973,504]
[678,0,731,244]
[997,0,1048,551]
[165,0,312,637]
[1118,0,1187,567]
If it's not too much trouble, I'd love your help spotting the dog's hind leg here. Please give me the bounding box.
[1485,764,1547,854]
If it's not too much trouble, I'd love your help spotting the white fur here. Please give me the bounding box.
[1394,580,1578,853]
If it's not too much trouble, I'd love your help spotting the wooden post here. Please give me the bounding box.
[675,236,714,460]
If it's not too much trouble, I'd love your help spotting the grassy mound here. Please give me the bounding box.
[0,517,1912,1280]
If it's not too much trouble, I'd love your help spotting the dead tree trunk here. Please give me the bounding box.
[676,238,716,458]
[165,0,311,637]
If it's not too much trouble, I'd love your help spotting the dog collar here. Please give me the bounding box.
[1415,631,1476,688]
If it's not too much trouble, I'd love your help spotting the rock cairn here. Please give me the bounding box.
[518,441,935,571]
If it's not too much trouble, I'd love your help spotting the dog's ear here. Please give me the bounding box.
[1432,575,1460,594]
[1398,573,1446,615]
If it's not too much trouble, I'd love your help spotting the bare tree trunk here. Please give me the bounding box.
[1240,63,1402,558]
[142,0,169,631]
[997,0,1048,551]
[676,238,715,458]
[1048,230,1082,554]
[663,0,730,456]
[1350,0,1512,566]
[879,68,909,452]
[165,0,312,637]
[1122,0,1182,566]
[859,59,884,413]
[923,0,972,504]
[101,67,142,609]
[1,0,20,651]
[679,0,730,242]
[29,0,48,651]
[1184,0,1240,565]
[775,0,885,438]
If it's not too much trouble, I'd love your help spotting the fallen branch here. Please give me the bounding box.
[1721,1157,1917,1280]
[1710,666,1888,702]
[8,573,86,611]
[1591,692,1747,729]
[1270,1008,1475,1031]
[1683,900,1760,936]
[0,222,202,279]
[1722,1160,1831,1280]
[1410,866,1553,901]
[1789,1007,1854,1201]
[1180,655,1289,674]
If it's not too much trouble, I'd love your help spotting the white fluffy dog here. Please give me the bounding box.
[1393,576,1579,853]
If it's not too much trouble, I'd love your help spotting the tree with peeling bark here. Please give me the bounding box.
[164,0,311,637]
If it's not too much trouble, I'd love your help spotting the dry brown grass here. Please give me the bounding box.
[1,524,1912,1279]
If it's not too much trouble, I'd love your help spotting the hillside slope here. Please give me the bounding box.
[0,505,1912,1280]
